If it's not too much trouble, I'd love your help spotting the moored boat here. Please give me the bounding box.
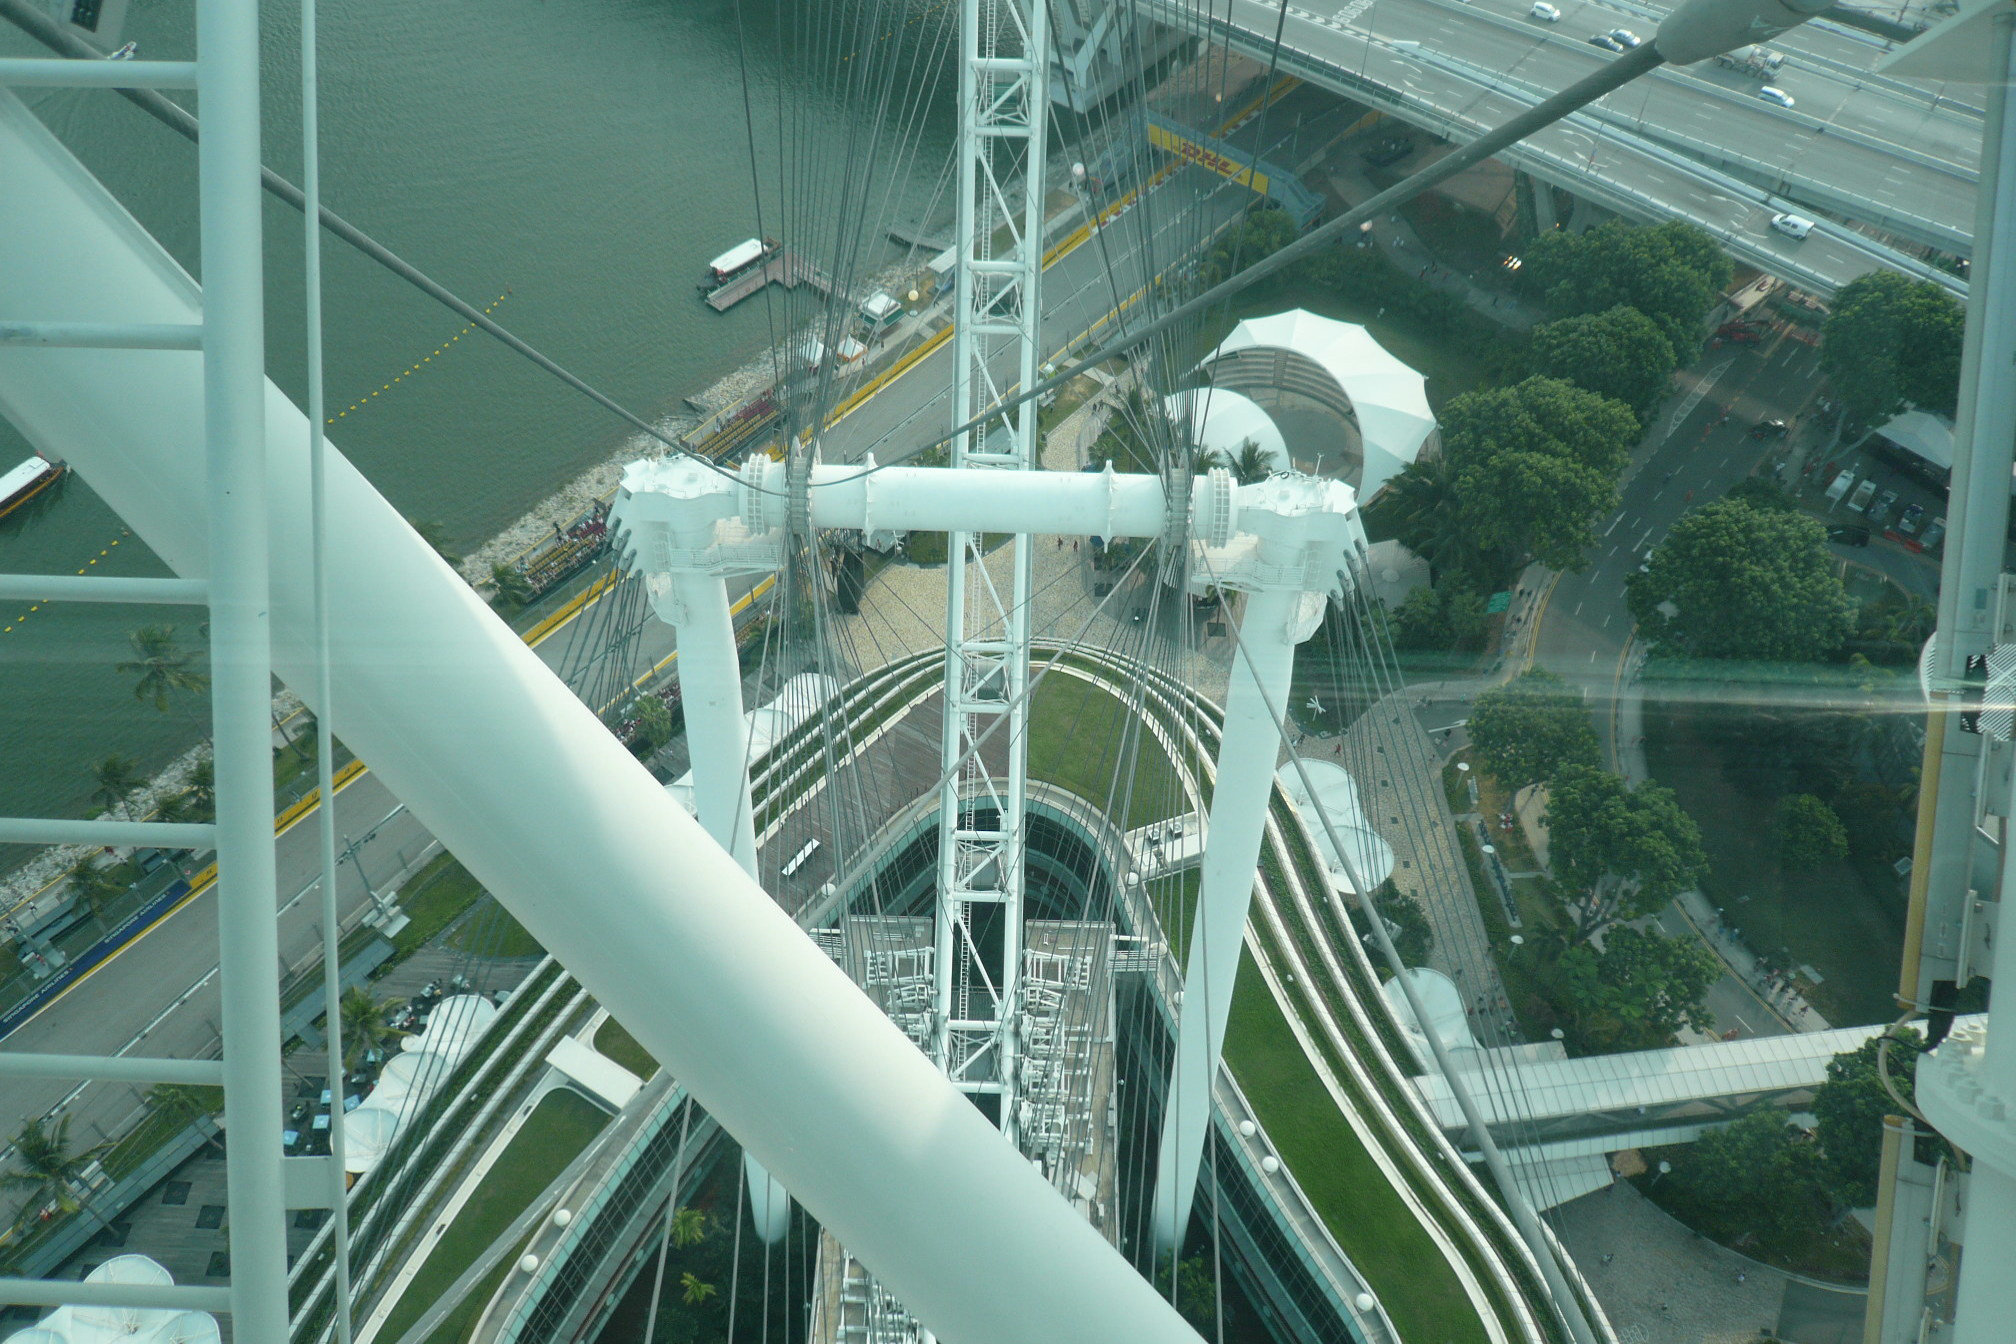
[0,454,64,521]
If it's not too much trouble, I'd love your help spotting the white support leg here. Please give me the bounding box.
[1152,584,1302,1251]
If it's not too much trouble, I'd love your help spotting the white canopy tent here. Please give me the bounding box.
[1204,311,1436,500]
[1161,388,1288,471]
[9,1256,220,1344]
[1275,760,1396,893]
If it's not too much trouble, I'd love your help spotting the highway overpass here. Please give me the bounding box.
[1130,0,1974,298]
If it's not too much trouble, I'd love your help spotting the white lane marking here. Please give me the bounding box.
[1573,601,1584,616]
[1603,513,1626,537]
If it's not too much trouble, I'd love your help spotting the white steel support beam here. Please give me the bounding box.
[0,87,1207,1344]
[193,0,290,1333]
[1153,582,1304,1250]
[937,0,1050,1145]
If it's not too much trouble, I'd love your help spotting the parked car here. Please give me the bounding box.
[1529,2,1561,19]
[1827,525,1871,547]
[1749,417,1789,438]
[1712,328,1763,348]
[1921,517,1947,551]
[1897,503,1927,535]
[1867,489,1900,526]
[1757,85,1796,108]
[1587,33,1623,50]
[1771,212,1815,240]
[1360,137,1412,168]
[1848,478,1879,512]
[1608,27,1642,46]
[1825,469,1856,503]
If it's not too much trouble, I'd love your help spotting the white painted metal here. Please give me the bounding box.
[758,458,1172,540]
[1151,475,1364,1250]
[0,88,1207,1344]
[0,817,214,847]
[0,320,202,348]
[190,0,291,1333]
[0,56,196,87]
[606,466,790,1243]
[936,0,1050,1158]
[0,574,207,603]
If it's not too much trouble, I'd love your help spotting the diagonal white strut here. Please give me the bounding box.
[0,87,1204,1344]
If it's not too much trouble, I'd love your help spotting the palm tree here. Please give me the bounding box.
[490,562,535,609]
[1189,446,1230,477]
[337,987,403,1070]
[88,754,143,818]
[1383,454,1475,579]
[0,1117,108,1232]
[669,1205,710,1248]
[117,625,208,713]
[409,517,463,570]
[1230,439,1275,486]
[68,866,128,933]
[182,759,216,821]
[678,1272,718,1307]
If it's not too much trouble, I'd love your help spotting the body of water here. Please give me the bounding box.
[0,0,955,866]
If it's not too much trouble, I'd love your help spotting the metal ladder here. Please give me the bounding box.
[0,9,306,1335]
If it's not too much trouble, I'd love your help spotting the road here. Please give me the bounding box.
[1139,0,1973,295]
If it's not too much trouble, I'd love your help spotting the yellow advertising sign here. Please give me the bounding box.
[1146,122,1271,196]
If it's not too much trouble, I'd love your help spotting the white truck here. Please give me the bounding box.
[1717,45,1786,78]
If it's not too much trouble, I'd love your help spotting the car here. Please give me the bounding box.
[1867,489,1900,526]
[1748,417,1789,438]
[1848,478,1879,512]
[1360,137,1412,168]
[1898,503,1927,534]
[1529,2,1561,19]
[1770,212,1815,240]
[1827,525,1871,547]
[1587,33,1624,50]
[1608,27,1642,46]
[1758,85,1796,108]
[1921,517,1947,550]
[1712,328,1763,348]
[1825,469,1856,503]
[1716,320,1763,338]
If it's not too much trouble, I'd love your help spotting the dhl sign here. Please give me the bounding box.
[1146,122,1272,197]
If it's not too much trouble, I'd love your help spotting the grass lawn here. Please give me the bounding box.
[393,854,488,959]
[1642,700,1905,1025]
[1026,671,1196,830]
[448,896,542,959]
[1225,955,1489,1344]
[375,1087,610,1343]
[594,1016,658,1080]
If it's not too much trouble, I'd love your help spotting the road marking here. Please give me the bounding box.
[1634,527,1654,551]
[1601,612,1612,627]
[1603,513,1625,537]
[1648,486,1662,501]
[1573,601,1583,616]
[1588,650,1599,662]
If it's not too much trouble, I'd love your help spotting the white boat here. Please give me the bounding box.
[703,236,778,283]
[0,454,63,520]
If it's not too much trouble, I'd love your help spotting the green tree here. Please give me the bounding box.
[1546,766,1708,942]
[1555,924,1720,1048]
[1522,219,1732,353]
[1469,671,1601,790]
[1627,498,1855,663]
[1435,377,1637,571]
[1390,581,1488,654]
[409,517,463,570]
[0,1116,108,1232]
[1819,271,1965,428]
[68,865,128,932]
[88,753,144,818]
[1456,448,1616,571]
[1440,375,1640,478]
[117,624,208,713]
[1774,793,1849,869]
[1385,454,1482,581]
[1199,207,1300,287]
[1528,305,1678,419]
[1666,1110,1828,1244]
[337,987,403,1070]
[629,695,675,760]
[1229,439,1276,485]
[490,561,535,609]
[678,1272,718,1307]
[1153,1251,1222,1334]
[670,1205,711,1248]
[1812,1031,1923,1208]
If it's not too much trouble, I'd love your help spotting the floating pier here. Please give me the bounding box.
[704,250,835,313]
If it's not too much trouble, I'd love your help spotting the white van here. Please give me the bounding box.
[1771,212,1815,241]
[1529,2,1561,19]
[1824,469,1854,504]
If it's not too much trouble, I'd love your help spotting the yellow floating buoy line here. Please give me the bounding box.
[326,288,513,425]
[3,532,132,635]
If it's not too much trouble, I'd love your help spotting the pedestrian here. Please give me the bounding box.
[1736,1271,1747,1285]
[1600,1253,1614,1265]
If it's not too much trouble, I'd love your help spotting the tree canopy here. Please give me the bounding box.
[1626,497,1855,662]
[1522,220,1732,352]
[1812,1031,1922,1208]
[1200,207,1300,287]
[1468,669,1601,790]
[1546,765,1708,941]
[1819,271,1965,428]
[1555,924,1721,1048]
[117,624,208,713]
[1428,376,1636,571]
[1665,1111,1828,1244]
[1528,305,1678,419]
[1774,793,1849,869]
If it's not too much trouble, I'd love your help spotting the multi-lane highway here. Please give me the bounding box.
[1136,0,1975,295]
